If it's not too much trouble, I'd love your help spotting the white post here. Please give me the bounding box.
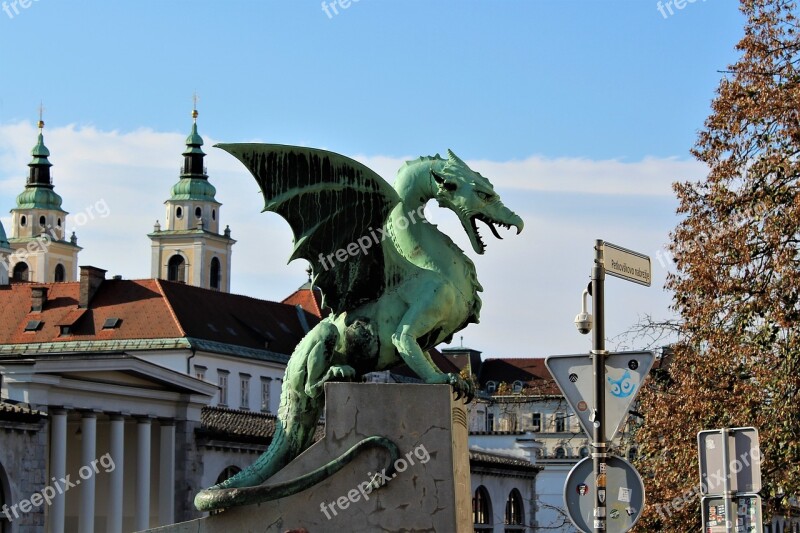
[107,415,125,533]
[78,413,97,533]
[49,409,67,533]
[135,418,152,531]
[158,420,175,525]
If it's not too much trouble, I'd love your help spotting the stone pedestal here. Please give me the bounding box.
[144,383,471,533]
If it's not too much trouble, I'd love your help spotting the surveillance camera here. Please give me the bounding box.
[575,288,592,334]
[575,311,593,335]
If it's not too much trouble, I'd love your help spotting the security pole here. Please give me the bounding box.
[592,239,607,533]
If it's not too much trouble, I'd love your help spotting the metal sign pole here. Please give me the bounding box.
[721,428,734,533]
[592,239,607,533]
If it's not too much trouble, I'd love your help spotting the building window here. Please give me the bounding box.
[20,215,26,227]
[212,209,216,221]
[511,380,523,393]
[555,447,566,459]
[555,413,566,433]
[167,255,185,283]
[486,413,494,432]
[57,217,61,227]
[210,257,221,290]
[215,465,241,485]
[473,486,492,532]
[13,262,29,282]
[580,446,590,458]
[176,206,183,219]
[261,377,272,413]
[195,206,202,218]
[194,365,207,381]
[240,374,251,410]
[217,371,229,406]
[39,215,46,227]
[54,264,65,282]
[505,488,524,528]
[486,381,497,394]
[532,413,541,432]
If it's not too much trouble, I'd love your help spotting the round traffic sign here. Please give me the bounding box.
[563,456,645,533]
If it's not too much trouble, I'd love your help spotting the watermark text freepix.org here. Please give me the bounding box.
[0,198,109,275]
[2,0,41,20]
[319,444,431,520]
[656,0,708,19]
[1,452,115,522]
[653,445,761,519]
[317,205,428,272]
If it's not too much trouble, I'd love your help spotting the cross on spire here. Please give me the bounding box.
[38,101,45,130]
[192,91,199,122]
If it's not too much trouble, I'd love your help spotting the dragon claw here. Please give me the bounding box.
[444,373,475,404]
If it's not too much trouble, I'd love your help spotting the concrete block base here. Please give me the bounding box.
[144,382,471,533]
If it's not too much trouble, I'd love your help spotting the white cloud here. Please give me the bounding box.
[0,122,690,358]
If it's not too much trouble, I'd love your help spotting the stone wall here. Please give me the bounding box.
[0,418,48,533]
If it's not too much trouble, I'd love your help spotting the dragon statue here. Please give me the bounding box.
[195,145,523,511]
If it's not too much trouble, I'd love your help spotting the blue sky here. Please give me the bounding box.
[0,1,746,358]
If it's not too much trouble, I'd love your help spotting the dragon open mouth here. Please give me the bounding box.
[469,215,519,253]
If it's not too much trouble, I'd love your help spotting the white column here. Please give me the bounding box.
[107,415,125,533]
[78,413,97,533]
[49,409,67,533]
[135,418,152,531]
[158,420,175,525]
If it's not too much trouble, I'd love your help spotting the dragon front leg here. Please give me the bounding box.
[391,291,475,402]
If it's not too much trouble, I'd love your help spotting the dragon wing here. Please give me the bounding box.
[216,143,401,314]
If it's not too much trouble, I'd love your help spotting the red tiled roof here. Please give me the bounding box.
[479,358,560,395]
[282,282,329,319]
[0,278,318,356]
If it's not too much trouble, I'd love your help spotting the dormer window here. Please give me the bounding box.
[512,380,523,394]
[486,381,497,394]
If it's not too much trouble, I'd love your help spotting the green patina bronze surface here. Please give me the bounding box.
[194,146,523,511]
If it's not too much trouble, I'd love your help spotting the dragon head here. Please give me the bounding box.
[431,150,524,254]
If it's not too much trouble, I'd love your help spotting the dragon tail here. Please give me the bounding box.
[194,435,399,511]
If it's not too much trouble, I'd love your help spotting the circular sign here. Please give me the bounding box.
[628,360,639,370]
[563,456,645,533]
[576,400,588,412]
[569,373,579,383]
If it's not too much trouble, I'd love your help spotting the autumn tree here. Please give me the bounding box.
[633,1,800,530]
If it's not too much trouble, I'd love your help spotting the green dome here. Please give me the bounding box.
[16,186,64,210]
[29,132,52,165]
[182,123,205,156]
[0,220,9,249]
[170,178,217,202]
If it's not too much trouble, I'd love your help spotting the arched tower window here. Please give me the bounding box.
[195,206,202,219]
[215,465,241,485]
[505,488,524,527]
[555,446,566,459]
[210,257,221,290]
[167,255,185,283]
[39,215,46,227]
[175,206,183,219]
[54,264,65,282]
[473,485,492,532]
[13,262,29,282]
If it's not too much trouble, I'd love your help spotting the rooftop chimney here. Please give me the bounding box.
[79,266,107,309]
[31,287,48,312]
